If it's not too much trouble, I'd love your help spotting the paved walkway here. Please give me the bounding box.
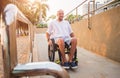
[33,34,120,78]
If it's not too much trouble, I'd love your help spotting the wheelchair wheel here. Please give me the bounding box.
[48,45,55,62]
[72,48,78,65]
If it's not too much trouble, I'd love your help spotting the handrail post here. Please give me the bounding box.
[76,7,78,20]
[93,0,95,15]
[2,15,17,78]
[88,1,91,30]
[2,26,11,78]
[29,23,33,62]
[88,0,95,30]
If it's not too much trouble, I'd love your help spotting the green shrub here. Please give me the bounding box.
[36,23,48,28]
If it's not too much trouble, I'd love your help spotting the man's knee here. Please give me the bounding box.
[57,38,64,46]
[71,37,77,44]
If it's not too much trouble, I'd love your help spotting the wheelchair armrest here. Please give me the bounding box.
[50,39,55,44]
[12,62,69,78]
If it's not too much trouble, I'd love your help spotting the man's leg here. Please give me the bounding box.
[56,38,67,63]
[57,38,69,69]
[69,37,77,63]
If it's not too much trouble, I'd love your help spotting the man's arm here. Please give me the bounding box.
[70,32,75,37]
[46,22,52,42]
[46,32,50,42]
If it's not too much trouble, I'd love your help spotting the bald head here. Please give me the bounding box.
[57,9,64,21]
[57,9,64,14]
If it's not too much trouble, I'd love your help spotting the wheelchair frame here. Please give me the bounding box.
[48,39,78,65]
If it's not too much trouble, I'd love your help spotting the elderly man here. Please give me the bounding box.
[46,9,77,69]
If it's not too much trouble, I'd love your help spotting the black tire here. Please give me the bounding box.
[73,48,78,65]
[48,45,55,62]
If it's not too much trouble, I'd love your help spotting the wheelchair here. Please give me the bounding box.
[48,39,78,66]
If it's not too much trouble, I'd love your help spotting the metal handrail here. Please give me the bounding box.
[88,0,120,17]
[64,0,88,17]
[64,0,120,19]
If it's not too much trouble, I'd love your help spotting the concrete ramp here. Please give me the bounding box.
[33,34,120,78]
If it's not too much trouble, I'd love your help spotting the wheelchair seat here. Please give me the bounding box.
[48,39,78,66]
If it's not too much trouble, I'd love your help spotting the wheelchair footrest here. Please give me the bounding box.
[55,60,61,64]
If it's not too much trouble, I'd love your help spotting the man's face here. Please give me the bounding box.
[57,10,64,21]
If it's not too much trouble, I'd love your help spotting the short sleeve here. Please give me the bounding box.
[46,22,53,35]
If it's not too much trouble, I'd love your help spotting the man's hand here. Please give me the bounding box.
[48,39,52,45]
[70,33,75,37]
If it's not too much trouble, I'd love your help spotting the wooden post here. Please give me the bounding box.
[2,26,11,78]
[29,23,34,62]
[2,20,17,78]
